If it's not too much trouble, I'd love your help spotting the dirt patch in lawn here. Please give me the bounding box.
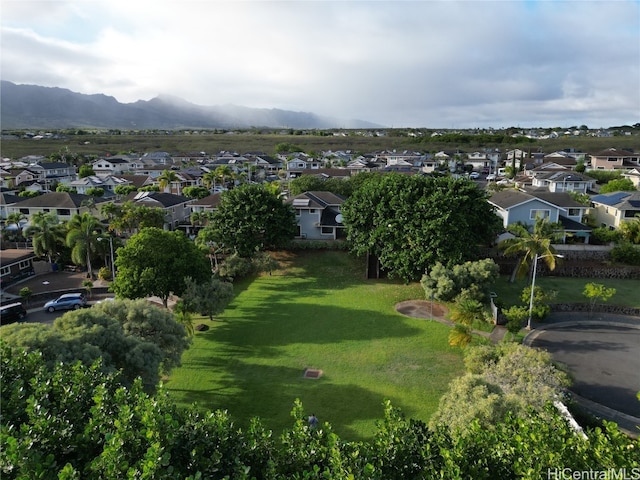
[395,300,448,320]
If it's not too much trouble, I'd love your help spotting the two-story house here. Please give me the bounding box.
[489,189,592,243]
[288,191,346,240]
[589,191,640,229]
[6,192,108,224]
[589,148,640,170]
[530,171,596,193]
[123,191,193,231]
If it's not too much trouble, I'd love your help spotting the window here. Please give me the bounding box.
[309,209,316,214]
[321,227,333,235]
[19,208,29,215]
[57,209,71,216]
[18,260,31,269]
[568,208,580,216]
[624,210,640,218]
[530,209,550,220]
[0,266,10,276]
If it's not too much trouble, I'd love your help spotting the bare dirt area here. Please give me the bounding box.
[395,300,448,320]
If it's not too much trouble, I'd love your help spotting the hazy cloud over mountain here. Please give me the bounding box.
[2,1,639,128]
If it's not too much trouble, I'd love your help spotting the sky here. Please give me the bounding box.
[2,0,639,128]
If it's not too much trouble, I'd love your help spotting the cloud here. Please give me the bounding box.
[2,0,639,127]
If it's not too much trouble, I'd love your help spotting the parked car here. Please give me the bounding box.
[486,173,497,181]
[43,293,87,312]
[469,171,480,179]
[0,302,27,325]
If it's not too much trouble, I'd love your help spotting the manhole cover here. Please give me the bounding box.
[303,368,323,379]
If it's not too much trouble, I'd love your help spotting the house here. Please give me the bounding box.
[6,192,108,223]
[39,162,77,186]
[589,191,640,229]
[589,148,640,170]
[622,168,640,189]
[0,249,36,289]
[287,191,346,240]
[0,192,21,222]
[92,156,135,176]
[488,189,592,243]
[530,171,596,193]
[122,191,193,230]
[66,175,131,196]
[185,193,223,237]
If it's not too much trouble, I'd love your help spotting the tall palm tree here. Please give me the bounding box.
[66,213,101,278]
[202,171,217,192]
[214,165,233,189]
[158,170,179,193]
[24,212,65,264]
[499,216,564,282]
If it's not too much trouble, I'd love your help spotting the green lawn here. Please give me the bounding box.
[491,275,640,308]
[166,251,464,441]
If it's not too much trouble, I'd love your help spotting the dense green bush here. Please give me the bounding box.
[609,241,640,265]
[2,343,638,479]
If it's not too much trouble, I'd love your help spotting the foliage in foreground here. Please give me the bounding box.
[2,344,638,479]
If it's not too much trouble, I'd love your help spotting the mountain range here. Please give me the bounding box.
[0,81,381,130]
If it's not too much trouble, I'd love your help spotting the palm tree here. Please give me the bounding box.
[202,171,218,192]
[5,212,27,240]
[24,212,65,264]
[158,169,179,193]
[499,216,564,282]
[66,213,101,278]
[214,165,233,189]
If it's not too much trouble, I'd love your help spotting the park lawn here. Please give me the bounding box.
[166,251,464,441]
[492,275,640,308]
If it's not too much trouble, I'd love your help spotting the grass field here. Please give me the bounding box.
[492,275,640,308]
[165,251,465,441]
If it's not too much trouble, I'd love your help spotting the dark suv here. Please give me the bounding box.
[0,302,27,325]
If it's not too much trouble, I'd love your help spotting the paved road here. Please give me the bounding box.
[530,324,640,418]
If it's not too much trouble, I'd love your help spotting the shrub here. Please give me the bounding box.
[502,305,528,333]
[591,227,621,244]
[609,241,640,265]
[97,266,112,281]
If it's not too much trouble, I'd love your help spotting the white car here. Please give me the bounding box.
[469,171,480,179]
[486,173,497,181]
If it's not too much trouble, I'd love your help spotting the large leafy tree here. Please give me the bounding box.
[499,216,564,281]
[66,212,101,277]
[198,183,297,257]
[599,178,636,194]
[24,212,66,264]
[341,174,502,282]
[112,227,210,307]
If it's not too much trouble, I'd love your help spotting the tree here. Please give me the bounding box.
[24,212,65,264]
[78,164,95,178]
[499,216,564,282]
[4,212,26,239]
[157,169,179,193]
[202,170,218,191]
[181,276,234,321]
[214,165,234,189]
[421,259,500,303]
[114,184,138,196]
[342,174,501,282]
[108,202,166,234]
[619,215,640,244]
[199,184,297,257]
[583,282,616,318]
[66,212,101,278]
[18,287,32,307]
[112,227,210,307]
[182,186,210,199]
[599,178,636,194]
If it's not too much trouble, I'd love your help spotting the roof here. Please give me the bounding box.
[287,191,346,209]
[558,216,592,232]
[523,191,586,209]
[0,192,22,206]
[40,162,73,170]
[10,192,108,209]
[533,171,594,183]
[591,191,640,209]
[190,193,222,207]
[0,249,36,268]
[125,191,191,208]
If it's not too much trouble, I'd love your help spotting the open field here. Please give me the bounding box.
[2,131,639,160]
[165,250,464,441]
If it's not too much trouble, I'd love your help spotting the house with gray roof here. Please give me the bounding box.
[589,191,640,229]
[489,189,592,243]
[287,191,346,240]
[122,191,193,230]
[6,192,108,223]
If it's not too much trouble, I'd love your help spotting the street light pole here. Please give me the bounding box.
[527,253,563,330]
